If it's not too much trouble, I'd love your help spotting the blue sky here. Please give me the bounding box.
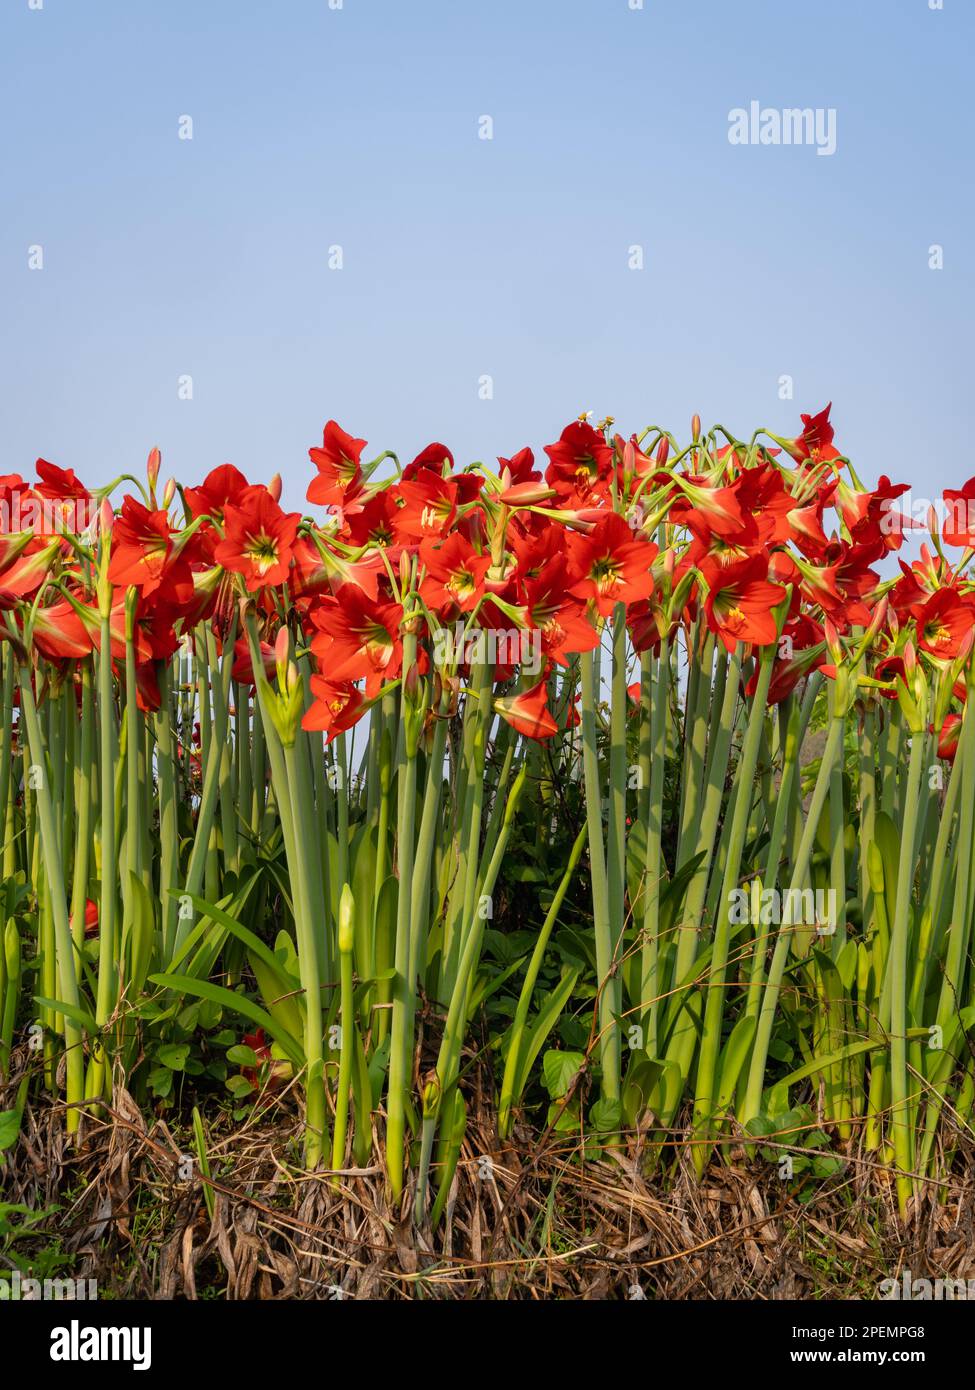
[1,0,970,531]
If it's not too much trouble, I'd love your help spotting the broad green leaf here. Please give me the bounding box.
[541,1049,585,1100]
[148,973,304,1067]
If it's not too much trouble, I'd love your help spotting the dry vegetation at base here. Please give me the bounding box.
[4,1065,974,1302]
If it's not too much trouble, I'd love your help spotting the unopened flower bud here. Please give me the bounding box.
[147,447,161,490]
[268,473,282,502]
[338,883,355,955]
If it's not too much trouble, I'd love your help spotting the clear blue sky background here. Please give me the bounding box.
[1,0,970,533]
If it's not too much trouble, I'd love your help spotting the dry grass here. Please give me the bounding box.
[3,1049,975,1301]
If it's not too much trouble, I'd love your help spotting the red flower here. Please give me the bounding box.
[34,458,91,503]
[108,498,193,600]
[566,513,657,617]
[396,473,461,541]
[915,589,975,662]
[419,532,491,613]
[340,489,403,552]
[938,713,962,763]
[308,586,404,696]
[404,442,454,479]
[301,677,366,742]
[307,421,367,509]
[782,403,843,466]
[184,463,251,521]
[670,478,751,542]
[543,421,615,502]
[69,898,100,939]
[942,477,975,548]
[0,540,62,599]
[32,600,94,662]
[521,556,600,665]
[701,555,785,652]
[232,636,276,685]
[215,487,301,591]
[494,680,558,740]
[499,446,541,486]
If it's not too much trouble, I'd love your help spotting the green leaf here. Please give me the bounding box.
[156,1042,190,1070]
[589,1097,623,1133]
[621,1055,665,1129]
[33,996,97,1034]
[226,1044,259,1067]
[148,1065,173,1098]
[541,1049,585,1100]
[0,1109,20,1151]
[148,974,304,1067]
[511,967,581,1105]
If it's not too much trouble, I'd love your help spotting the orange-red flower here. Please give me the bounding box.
[566,513,658,617]
[307,420,367,509]
[701,555,785,652]
[915,589,975,662]
[215,487,301,591]
[494,680,558,740]
[302,677,366,742]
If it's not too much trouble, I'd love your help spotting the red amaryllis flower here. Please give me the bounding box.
[184,463,251,521]
[521,556,600,665]
[301,676,366,742]
[915,588,975,662]
[499,446,541,486]
[32,600,94,662]
[781,403,843,466]
[839,475,913,552]
[494,680,558,740]
[307,421,367,508]
[874,653,908,698]
[701,555,786,652]
[215,487,301,591]
[34,458,92,505]
[340,489,404,552]
[419,532,491,613]
[308,585,404,696]
[23,461,94,537]
[566,513,657,617]
[942,476,975,548]
[0,529,33,573]
[232,635,275,685]
[403,442,454,479]
[69,898,99,939]
[108,497,193,599]
[0,539,64,601]
[543,421,615,502]
[396,473,462,541]
[239,1027,290,1091]
[938,713,962,763]
[669,478,751,542]
[291,536,382,603]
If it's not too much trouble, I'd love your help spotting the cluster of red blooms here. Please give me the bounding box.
[2,405,973,755]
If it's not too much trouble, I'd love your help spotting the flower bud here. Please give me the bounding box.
[268,473,282,502]
[338,883,355,955]
[147,447,161,490]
